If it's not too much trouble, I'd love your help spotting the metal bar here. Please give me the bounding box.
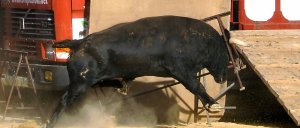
[196,83,236,115]
[202,11,231,22]
[3,53,23,120]
[216,16,245,91]
[122,73,210,100]
[194,95,199,123]
[198,106,236,110]
[15,55,23,100]
[11,17,53,21]
[0,49,28,55]
[194,71,208,123]
[12,32,55,36]
[0,61,6,99]
[194,72,201,123]
[11,27,54,31]
[25,55,48,122]
[213,82,235,102]
[202,70,211,125]
[24,55,36,94]
[11,21,54,26]
[16,9,31,37]
[11,11,53,16]
[10,44,36,48]
[106,73,211,105]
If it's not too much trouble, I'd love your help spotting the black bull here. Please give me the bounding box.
[47,16,229,127]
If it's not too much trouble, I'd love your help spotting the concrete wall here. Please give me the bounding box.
[88,0,230,124]
[0,8,3,48]
[89,0,230,33]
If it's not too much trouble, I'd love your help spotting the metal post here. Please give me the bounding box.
[3,53,23,120]
[0,61,6,100]
[24,55,36,94]
[194,94,198,123]
[202,70,211,125]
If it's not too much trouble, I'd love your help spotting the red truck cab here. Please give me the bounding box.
[0,0,88,90]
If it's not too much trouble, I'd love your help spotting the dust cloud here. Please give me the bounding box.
[55,104,115,128]
[54,89,117,128]
[54,87,159,128]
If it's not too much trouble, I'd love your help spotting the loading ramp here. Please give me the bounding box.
[230,30,300,126]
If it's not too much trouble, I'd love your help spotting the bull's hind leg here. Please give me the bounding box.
[169,70,220,112]
[47,59,97,128]
[46,83,89,128]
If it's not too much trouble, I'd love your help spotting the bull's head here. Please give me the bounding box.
[208,59,228,84]
[207,34,229,84]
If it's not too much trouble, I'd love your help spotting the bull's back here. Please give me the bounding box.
[98,16,222,55]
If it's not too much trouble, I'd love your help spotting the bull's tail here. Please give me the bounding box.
[52,39,82,50]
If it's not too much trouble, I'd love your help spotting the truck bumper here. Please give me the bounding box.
[1,63,70,91]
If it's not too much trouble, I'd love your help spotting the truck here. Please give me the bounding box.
[0,0,88,90]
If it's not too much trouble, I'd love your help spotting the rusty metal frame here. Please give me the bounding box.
[193,11,246,124]
[93,11,245,125]
[202,11,245,91]
[0,49,45,121]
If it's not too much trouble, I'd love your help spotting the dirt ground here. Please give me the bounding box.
[0,121,271,128]
[0,65,298,128]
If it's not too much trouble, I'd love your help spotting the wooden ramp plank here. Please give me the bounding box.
[241,50,300,65]
[235,36,300,51]
[290,109,300,126]
[278,96,300,126]
[268,82,300,98]
[242,41,300,51]
[254,67,300,82]
[231,30,300,126]
[278,96,300,111]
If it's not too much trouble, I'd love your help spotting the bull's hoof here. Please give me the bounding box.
[207,103,222,113]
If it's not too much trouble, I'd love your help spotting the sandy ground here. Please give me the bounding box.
[1,66,298,128]
[0,120,270,128]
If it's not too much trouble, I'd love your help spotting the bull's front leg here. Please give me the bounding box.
[46,91,69,128]
[47,60,95,127]
[168,67,221,112]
